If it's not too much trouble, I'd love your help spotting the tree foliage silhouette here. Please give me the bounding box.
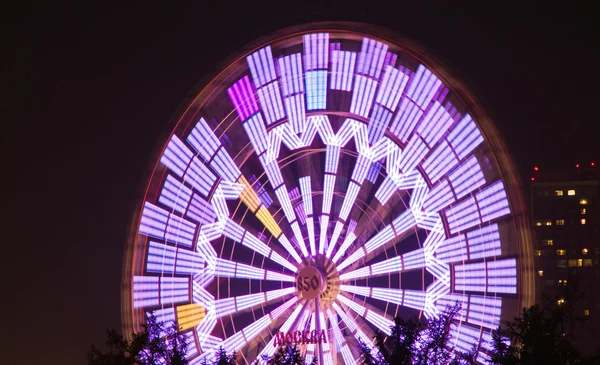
[490,277,600,365]
[359,303,466,365]
[88,315,188,365]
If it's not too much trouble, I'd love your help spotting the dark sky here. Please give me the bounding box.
[4,1,599,364]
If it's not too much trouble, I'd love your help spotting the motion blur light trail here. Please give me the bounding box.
[122,23,534,365]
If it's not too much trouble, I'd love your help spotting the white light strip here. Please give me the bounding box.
[325,221,344,258]
[331,232,357,264]
[319,215,329,255]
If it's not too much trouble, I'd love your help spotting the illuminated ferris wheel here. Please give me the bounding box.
[123,23,535,365]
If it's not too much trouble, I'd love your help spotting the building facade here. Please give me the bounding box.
[530,165,599,354]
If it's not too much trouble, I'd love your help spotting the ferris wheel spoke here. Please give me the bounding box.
[220,219,299,271]
[337,295,394,336]
[257,300,307,363]
[331,302,379,355]
[338,247,425,281]
[217,297,299,354]
[213,287,295,319]
[340,285,426,312]
[336,209,416,272]
[214,258,295,282]
[299,176,316,256]
[327,308,357,365]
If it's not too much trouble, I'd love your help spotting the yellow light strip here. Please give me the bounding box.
[256,206,282,237]
[176,303,206,331]
[237,175,261,212]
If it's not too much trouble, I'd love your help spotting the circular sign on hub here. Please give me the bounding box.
[296,266,324,300]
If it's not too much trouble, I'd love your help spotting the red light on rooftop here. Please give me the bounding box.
[531,177,535,181]
[576,164,580,168]
[534,166,539,171]
[592,162,596,167]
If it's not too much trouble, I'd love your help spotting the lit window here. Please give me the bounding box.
[537,270,544,277]
[567,189,576,196]
[557,298,565,306]
[556,249,566,256]
[580,199,588,205]
[535,221,543,227]
[545,220,553,226]
[583,259,593,267]
[582,248,588,255]
[581,218,586,225]
[584,309,590,316]
[557,260,567,268]
[581,208,586,215]
[555,190,564,196]
[558,279,568,286]
[545,240,554,246]
[556,219,564,226]
[578,259,583,267]
[534,250,542,256]
[568,259,578,267]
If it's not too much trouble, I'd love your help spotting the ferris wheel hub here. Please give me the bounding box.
[296,255,341,308]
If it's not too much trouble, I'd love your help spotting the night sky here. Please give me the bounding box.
[4,2,599,364]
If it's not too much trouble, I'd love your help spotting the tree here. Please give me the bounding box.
[88,315,188,365]
[261,344,317,365]
[490,275,600,365]
[358,303,464,365]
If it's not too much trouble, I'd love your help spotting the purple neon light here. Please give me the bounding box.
[257,81,285,125]
[337,249,366,272]
[259,155,284,188]
[417,101,454,147]
[244,114,270,155]
[406,64,442,109]
[247,46,277,88]
[389,98,423,143]
[139,202,196,248]
[331,232,356,263]
[454,258,516,294]
[325,221,344,258]
[447,114,484,159]
[476,181,510,223]
[421,140,459,184]
[278,54,304,97]
[376,66,409,111]
[423,179,454,213]
[284,94,306,134]
[339,181,360,220]
[398,135,429,172]
[303,33,329,71]
[133,276,159,308]
[322,174,335,214]
[187,118,221,162]
[184,158,217,197]
[325,145,340,173]
[367,104,393,145]
[366,311,394,336]
[159,175,192,215]
[448,156,485,199]
[356,38,388,79]
[467,223,501,259]
[161,135,194,178]
[227,76,259,121]
[211,149,241,182]
[330,50,356,91]
[160,277,190,304]
[364,225,395,253]
[445,197,481,234]
[350,75,377,118]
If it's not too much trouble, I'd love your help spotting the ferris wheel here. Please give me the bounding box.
[122,23,535,365]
